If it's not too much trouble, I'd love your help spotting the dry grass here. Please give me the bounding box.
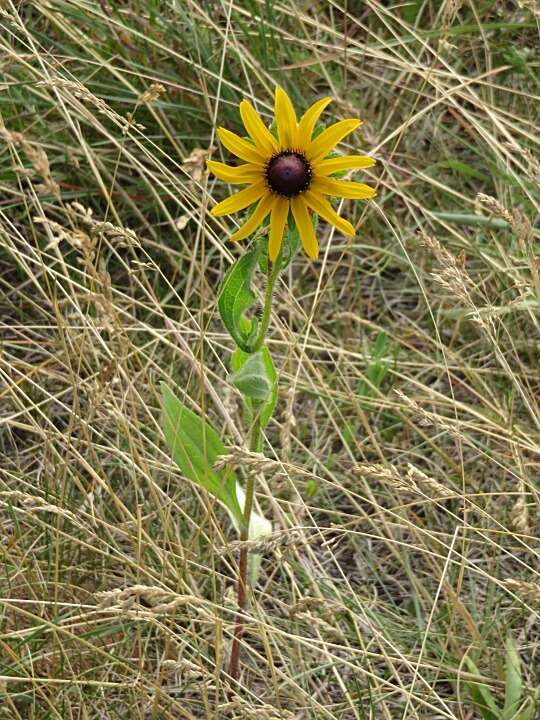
[0,0,539,718]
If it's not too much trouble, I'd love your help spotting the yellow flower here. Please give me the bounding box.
[207,86,376,262]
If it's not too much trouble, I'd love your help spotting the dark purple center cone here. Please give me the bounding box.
[266,152,311,196]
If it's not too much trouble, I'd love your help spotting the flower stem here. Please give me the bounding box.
[228,404,262,682]
[229,253,281,682]
[248,253,282,353]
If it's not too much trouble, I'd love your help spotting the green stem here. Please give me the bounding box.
[228,404,262,682]
[229,253,281,681]
[242,404,262,532]
[248,254,282,353]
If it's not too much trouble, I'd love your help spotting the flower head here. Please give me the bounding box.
[208,87,376,261]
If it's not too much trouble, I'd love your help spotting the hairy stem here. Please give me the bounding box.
[228,405,262,681]
[248,253,282,353]
[229,251,281,681]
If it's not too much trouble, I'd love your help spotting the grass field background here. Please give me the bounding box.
[1,1,539,718]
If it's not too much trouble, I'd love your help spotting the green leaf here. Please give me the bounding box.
[514,702,535,720]
[358,332,391,402]
[218,245,261,352]
[433,159,490,182]
[230,351,272,401]
[502,48,540,90]
[465,658,501,720]
[503,636,522,720]
[517,687,540,720]
[403,0,423,24]
[231,346,277,430]
[368,332,390,386]
[305,479,319,497]
[160,383,242,524]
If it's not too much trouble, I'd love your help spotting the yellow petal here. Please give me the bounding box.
[229,193,276,242]
[275,86,298,149]
[291,196,318,259]
[312,176,376,200]
[268,197,289,261]
[306,119,362,161]
[304,190,355,236]
[210,181,266,217]
[314,155,376,176]
[239,100,278,155]
[207,160,263,184]
[297,96,332,150]
[217,127,266,164]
